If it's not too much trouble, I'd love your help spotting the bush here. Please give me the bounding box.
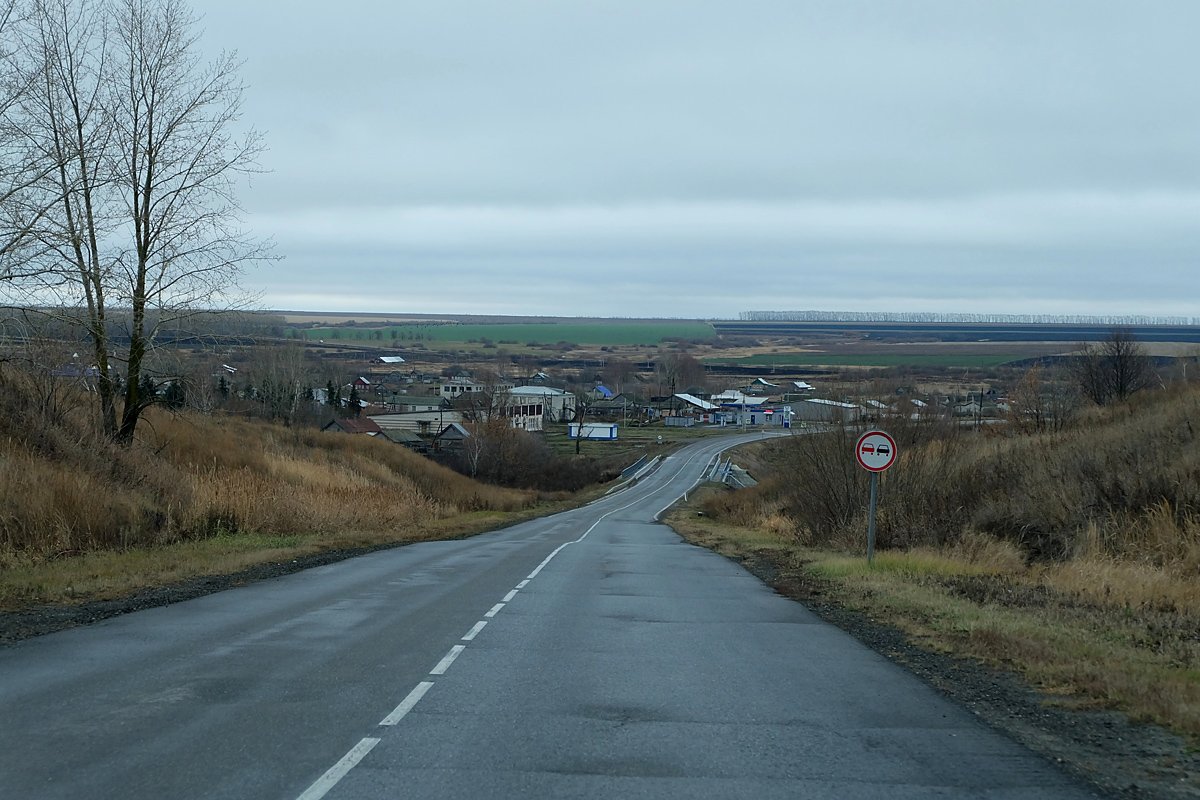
[706,384,1200,566]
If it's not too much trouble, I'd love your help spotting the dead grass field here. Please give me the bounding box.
[0,368,574,610]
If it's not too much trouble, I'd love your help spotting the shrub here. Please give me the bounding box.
[706,384,1200,566]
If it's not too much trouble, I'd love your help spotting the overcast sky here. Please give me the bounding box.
[199,1,1200,319]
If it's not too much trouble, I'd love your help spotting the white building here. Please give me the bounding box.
[509,385,577,422]
[440,378,485,400]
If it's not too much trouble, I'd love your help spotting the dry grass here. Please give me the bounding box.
[721,383,1200,566]
[0,366,547,607]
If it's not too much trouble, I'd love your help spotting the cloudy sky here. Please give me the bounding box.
[199,1,1200,319]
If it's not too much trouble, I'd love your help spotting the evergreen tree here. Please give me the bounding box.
[163,381,187,410]
[138,375,159,406]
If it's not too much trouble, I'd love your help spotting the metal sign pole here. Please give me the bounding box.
[866,471,879,566]
[855,429,895,568]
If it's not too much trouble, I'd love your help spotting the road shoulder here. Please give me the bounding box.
[664,509,1200,800]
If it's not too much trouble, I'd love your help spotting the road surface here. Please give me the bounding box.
[0,434,1099,799]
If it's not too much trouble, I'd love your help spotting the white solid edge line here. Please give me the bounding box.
[502,589,518,602]
[462,620,487,641]
[484,603,505,618]
[379,681,434,726]
[430,645,466,675]
[295,737,381,800]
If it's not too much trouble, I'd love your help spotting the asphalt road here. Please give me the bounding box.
[0,434,1100,799]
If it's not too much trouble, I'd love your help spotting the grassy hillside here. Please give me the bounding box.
[710,385,1200,565]
[0,368,543,609]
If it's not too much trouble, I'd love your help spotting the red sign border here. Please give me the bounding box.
[855,430,898,472]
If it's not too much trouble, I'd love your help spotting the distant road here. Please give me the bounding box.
[713,320,1200,344]
[0,434,1099,799]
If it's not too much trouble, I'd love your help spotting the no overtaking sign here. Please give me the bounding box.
[855,430,897,472]
[854,430,897,565]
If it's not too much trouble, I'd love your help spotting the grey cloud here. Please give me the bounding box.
[195,0,1200,316]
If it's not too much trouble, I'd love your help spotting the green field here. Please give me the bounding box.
[301,321,714,346]
[705,353,1024,368]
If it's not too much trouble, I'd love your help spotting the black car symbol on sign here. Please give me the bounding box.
[876,444,891,456]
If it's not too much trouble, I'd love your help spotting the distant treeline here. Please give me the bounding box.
[739,311,1200,326]
[1,309,289,345]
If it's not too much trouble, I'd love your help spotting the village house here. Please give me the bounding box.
[662,393,718,426]
[370,410,465,437]
[435,422,472,450]
[322,417,383,435]
[378,428,429,452]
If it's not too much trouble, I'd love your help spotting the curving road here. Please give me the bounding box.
[0,434,1099,799]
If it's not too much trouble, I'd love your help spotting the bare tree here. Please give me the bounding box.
[601,356,635,394]
[1072,327,1155,406]
[11,0,121,435]
[1,0,57,271]
[107,0,267,442]
[6,0,268,445]
[253,344,310,424]
[655,352,705,395]
[1007,363,1076,433]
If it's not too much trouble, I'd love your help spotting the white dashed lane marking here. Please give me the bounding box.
[292,442,742,800]
[295,737,380,800]
[430,645,466,675]
[379,682,433,726]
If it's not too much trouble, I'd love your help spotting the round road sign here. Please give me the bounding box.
[855,430,897,472]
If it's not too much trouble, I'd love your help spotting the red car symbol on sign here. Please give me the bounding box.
[855,430,898,472]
